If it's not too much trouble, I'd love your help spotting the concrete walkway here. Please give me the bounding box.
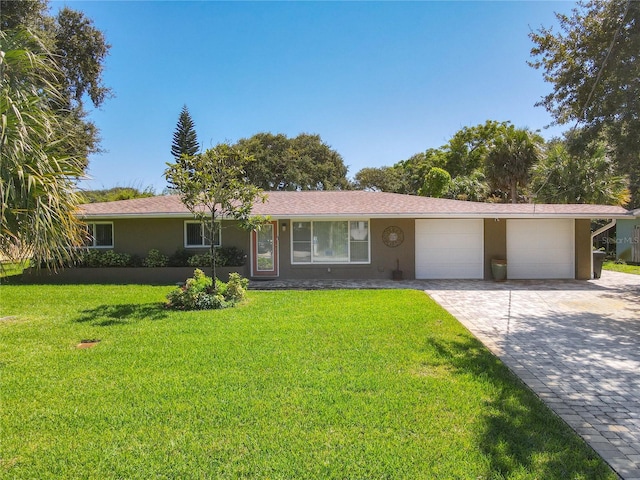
[250,271,640,478]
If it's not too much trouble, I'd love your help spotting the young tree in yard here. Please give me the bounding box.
[165,144,265,281]
[171,105,199,161]
[485,126,543,203]
[1,30,86,270]
[530,0,640,207]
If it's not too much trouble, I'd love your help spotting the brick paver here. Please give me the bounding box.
[424,271,640,480]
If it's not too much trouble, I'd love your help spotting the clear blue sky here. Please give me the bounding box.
[51,1,576,192]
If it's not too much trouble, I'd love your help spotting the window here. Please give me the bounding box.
[184,221,221,248]
[292,220,370,264]
[85,222,113,248]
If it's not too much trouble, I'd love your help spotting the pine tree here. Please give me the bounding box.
[171,105,199,160]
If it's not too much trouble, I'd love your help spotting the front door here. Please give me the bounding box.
[251,221,278,277]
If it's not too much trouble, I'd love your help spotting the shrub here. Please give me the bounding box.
[225,272,249,301]
[129,254,144,267]
[169,248,192,267]
[77,249,132,267]
[187,247,246,267]
[216,247,246,267]
[165,269,248,310]
[143,249,169,267]
[187,252,213,268]
[77,249,102,267]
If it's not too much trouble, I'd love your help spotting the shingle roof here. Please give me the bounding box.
[79,191,631,219]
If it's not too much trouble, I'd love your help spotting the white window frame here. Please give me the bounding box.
[290,219,371,265]
[85,222,114,248]
[184,220,221,248]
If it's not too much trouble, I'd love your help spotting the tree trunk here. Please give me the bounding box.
[210,212,217,285]
[510,180,518,204]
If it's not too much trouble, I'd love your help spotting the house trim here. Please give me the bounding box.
[183,220,222,248]
[289,218,371,266]
[85,221,114,249]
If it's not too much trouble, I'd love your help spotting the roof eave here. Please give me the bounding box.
[80,212,633,220]
[79,213,196,220]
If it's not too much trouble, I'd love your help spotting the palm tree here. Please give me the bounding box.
[531,143,629,205]
[1,29,86,271]
[485,126,542,203]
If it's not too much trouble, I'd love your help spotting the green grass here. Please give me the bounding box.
[603,260,640,275]
[0,285,614,479]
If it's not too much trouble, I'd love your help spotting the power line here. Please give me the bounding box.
[575,0,632,129]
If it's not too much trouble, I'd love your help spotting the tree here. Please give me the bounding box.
[165,144,265,281]
[442,120,508,178]
[80,186,156,204]
[391,150,439,195]
[447,171,490,202]
[0,0,49,31]
[236,132,349,190]
[390,121,511,196]
[531,142,630,205]
[485,126,543,203]
[529,0,640,207]
[171,105,199,161]
[1,29,86,270]
[1,0,111,166]
[53,7,111,109]
[353,166,408,192]
[419,167,451,198]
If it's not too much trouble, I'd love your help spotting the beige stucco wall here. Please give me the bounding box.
[78,215,591,282]
[275,218,415,280]
[483,218,507,280]
[111,218,250,258]
[575,219,592,280]
[112,218,183,257]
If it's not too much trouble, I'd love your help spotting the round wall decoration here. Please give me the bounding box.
[382,226,404,247]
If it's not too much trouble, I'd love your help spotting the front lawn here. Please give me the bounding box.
[0,285,613,479]
[603,260,640,275]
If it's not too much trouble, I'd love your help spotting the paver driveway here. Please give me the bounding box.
[424,271,640,480]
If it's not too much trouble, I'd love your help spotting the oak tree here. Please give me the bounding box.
[530,0,640,206]
[236,133,349,191]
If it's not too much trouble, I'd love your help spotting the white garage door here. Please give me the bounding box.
[415,219,484,279]
[507,219,574,279]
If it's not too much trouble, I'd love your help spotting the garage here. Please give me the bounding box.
[507,219,574,279]
[415,219,484,279]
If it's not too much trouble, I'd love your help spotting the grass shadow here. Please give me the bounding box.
[74,303,168,326]
[425,334,613,478]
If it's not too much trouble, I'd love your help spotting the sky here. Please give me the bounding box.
[50,0,577,193]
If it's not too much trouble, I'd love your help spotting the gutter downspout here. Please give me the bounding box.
[590,219,616,279]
